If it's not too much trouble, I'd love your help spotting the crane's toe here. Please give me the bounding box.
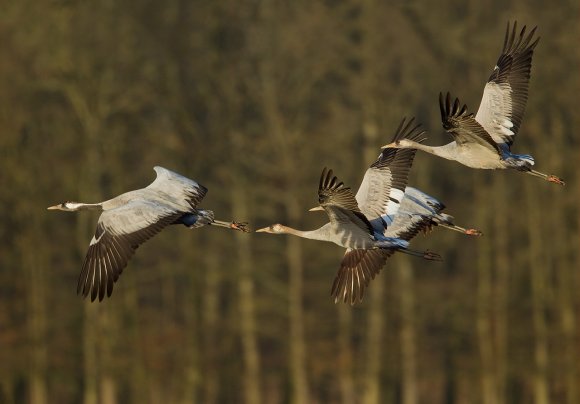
[465,228,483,236]
[424,250,443,262]
[547,175,565,186]
[231,221,251,233]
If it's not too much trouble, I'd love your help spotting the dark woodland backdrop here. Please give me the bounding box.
[0,0,578,403]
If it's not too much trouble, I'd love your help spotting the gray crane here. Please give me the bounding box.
[48,166,249,302]
[257,118,442,305]
[382,22,564,186]
[392,186,482,238]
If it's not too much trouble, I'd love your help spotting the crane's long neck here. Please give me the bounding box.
[69,202,103,211]
[399,140,456,161]
[279,224,331,241]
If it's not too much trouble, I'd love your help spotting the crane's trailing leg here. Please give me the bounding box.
[422,250,443,261]
[397,247,443,262]
[546,174,565,186]
[439,223,483,236]
[212,219,251,233]
[525,169,565,186]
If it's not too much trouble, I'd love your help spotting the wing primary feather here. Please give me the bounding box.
[78,258,88,296]
[83,258,92,297]
[90,259,99,302]
[103,250,115,297]
[102,249,114,300]
[502,21,510,52]
[98,252,106,302]
[353,268,361,305]
[395,117,406,137]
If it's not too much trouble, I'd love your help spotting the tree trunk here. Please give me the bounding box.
[235,211,262,404]
[362,281,385,404]
[286,201,310,404]
[26,227,48,404]
[548,108,577,404]
[180,231,200,404]
[256,3,310,400]
[124,275,147,404]
[524,180,549,404]
[77,171,100,404]
[475,178,497,404]
[231,169,262,404]
[201,235,220,404]
[81,297,99,404]
[492,175,509,404]
[99,308,117,404]
[360,81,384,404]
[359,3,384,394]
[337,306,355,404]
[398,256,417,404]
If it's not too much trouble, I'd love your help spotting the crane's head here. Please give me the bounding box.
[255,224,285,234]
[380,139,415,149]
[47,201,84,211]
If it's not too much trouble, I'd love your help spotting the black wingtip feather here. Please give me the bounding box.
[318,167,345,194]
[440,91,471,129]
[391,116,426,144]
[504,21,540,55]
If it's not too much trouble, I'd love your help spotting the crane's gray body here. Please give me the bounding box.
[49,166,239,302]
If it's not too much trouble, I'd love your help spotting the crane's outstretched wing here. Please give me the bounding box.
[402,187,445,214]
[440,92,501,154]
[385,187,446,239]
[475,21,539,147]
[77,200,183,302]
[331,249,395,305]
[147,166,208,210]
[318,167,374,235]
[356,118,426,227]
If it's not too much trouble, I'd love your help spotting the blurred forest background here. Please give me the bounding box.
[1,0,578,403]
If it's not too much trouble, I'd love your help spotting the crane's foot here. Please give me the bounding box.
[547,175,565,186]
[423,250,443,262]
[231,221,251,233]
[421,223,435,236]
[465,228,483,236]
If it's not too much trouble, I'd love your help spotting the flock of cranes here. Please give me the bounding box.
[48,21,564,304]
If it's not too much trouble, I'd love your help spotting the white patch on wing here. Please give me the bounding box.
[500,119,513,128]
[385,200,399,214]
[389,188,405,202]
[499,126,514,136]
[89,231,105,246]
[521,155,535,165]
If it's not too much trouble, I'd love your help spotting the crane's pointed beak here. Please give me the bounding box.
[308,206,324,212]
[255,227,269,233]
[47,204,60,210]
[380,142,397,149]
